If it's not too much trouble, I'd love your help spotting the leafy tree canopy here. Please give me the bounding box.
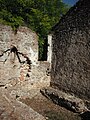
[0,0,70,60]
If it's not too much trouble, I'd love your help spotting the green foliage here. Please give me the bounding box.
[0,0,70,59]
[0,9,23,31]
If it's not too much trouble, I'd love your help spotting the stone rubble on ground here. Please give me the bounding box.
[40,87,89,113]
[0,88,46,120]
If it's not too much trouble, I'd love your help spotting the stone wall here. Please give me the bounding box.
[51,0,90,100]
[0,24,50,93]
[0,24,38,64]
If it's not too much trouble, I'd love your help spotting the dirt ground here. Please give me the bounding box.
[20,91,81,120]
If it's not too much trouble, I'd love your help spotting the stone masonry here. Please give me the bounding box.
[0,24,50,119]
[0,24,50,97]
[0,24,38,84]
[51,0,90,100]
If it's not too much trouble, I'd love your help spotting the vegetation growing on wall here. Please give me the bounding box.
[0,0,70,60]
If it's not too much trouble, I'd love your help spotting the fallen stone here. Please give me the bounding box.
[40,87,89,113]
[0,89,46,120]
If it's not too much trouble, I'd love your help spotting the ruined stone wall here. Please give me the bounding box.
[51,0,90,100]
[0,24,50,93]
